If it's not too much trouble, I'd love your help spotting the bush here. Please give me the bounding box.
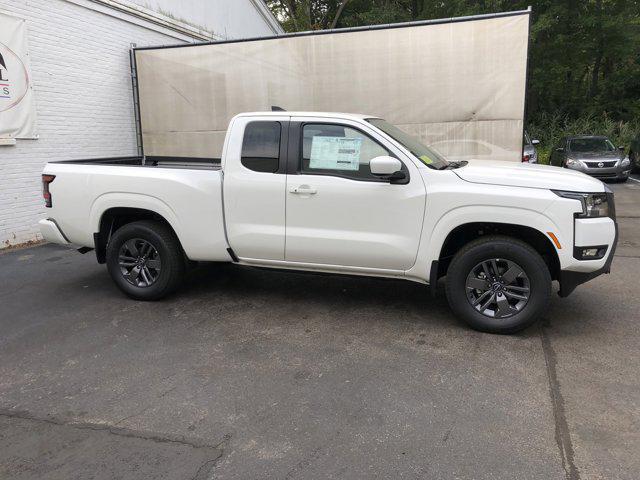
[527,113,640,165]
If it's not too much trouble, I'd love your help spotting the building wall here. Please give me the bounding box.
[0,0,280,248]
[127,0,282,38]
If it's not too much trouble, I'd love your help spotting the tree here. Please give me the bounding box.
[266,0,353,30]
[267,0,640,123]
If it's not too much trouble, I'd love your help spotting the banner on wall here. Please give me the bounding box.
[0,12,37,139]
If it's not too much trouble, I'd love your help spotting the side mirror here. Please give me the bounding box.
[532,139,540,145]
[370,155,402,176]
[370,156,406,184]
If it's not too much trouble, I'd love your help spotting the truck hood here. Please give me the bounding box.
[453,160,605,192]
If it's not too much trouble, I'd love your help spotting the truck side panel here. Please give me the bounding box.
[43,163,229,262]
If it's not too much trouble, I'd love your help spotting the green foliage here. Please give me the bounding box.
[528,113,640,164]
[525,0,640,123]
[267,0,640,145]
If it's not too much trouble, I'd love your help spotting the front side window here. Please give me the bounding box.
[241,121,281,173]
[366,118,449,170]
[301,123,395,180]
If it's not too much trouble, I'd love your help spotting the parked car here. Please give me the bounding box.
[39,112,617,334]
[523,131,540,163]
[429,139,514,162]
[430,133,538,163]
[629,135,640,173]
[549,135,631,182]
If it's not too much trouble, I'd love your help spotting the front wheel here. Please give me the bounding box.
[106,220,185,300]
[445,235,551,334]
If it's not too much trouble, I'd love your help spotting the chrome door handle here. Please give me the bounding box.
[289,185,317,195]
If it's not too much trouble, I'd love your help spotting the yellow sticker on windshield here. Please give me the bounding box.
[420,155,433,164]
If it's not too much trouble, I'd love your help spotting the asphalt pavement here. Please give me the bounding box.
[0,179,639,480]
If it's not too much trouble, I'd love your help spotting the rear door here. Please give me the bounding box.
[223,115,288,260]
[284,117,426,271]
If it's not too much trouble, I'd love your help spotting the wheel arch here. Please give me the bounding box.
[435,222,560,282]
[94,206,181,264]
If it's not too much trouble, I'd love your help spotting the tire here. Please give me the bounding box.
[445,235,551,334]
[106,220,185,300]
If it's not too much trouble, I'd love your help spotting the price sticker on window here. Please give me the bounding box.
[309,137,362,171]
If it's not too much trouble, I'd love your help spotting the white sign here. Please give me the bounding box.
[309,136,361,171]
[0,12,37,139]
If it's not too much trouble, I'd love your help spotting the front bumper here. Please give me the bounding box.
[38,218,70,245]
[558,220,618,297]
[567,163,630,180]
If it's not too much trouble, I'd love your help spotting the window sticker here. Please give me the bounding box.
[309,136,362,171]
[420,154,433,165]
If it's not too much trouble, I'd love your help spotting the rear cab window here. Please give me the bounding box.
[241,121,281,173]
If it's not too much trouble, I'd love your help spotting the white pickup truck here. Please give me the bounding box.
[39,112,617,333]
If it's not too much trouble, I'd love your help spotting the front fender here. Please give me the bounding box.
[427,206,563,262]
[405,204,564,283]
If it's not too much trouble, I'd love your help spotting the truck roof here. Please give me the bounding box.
[233,111,376,121]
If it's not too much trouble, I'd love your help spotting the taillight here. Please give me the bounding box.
[522,154,531,163]
[42,174,55,207]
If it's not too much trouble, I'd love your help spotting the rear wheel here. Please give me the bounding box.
[445,235,551,334]
[106,220,185,300]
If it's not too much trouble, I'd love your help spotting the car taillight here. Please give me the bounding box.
[522,154,531,163]
[42,174,55,207]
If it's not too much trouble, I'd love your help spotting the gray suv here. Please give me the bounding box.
[549,135,631,182]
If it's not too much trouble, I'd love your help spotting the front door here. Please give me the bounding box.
[284,119,426,271]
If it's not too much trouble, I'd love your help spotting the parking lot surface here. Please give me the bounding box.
[1,179,639,480]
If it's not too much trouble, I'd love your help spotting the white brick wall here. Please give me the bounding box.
[0,1,200,247]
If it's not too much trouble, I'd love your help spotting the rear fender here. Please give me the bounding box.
[90,193,181,242]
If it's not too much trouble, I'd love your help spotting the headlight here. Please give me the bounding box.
[621,157,630,167]
[565,158,584,168]
[553,190,611,218]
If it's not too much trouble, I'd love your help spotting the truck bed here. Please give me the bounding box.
[53,156,221,170]
[42,156,228,262]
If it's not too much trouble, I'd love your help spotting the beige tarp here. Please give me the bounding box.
[135,12,529,162]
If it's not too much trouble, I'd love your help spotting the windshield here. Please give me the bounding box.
[569,138,615,153]
[367,118,449,170]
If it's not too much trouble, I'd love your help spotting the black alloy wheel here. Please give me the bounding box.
[118,238,162,287]
[106,220,185,300]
